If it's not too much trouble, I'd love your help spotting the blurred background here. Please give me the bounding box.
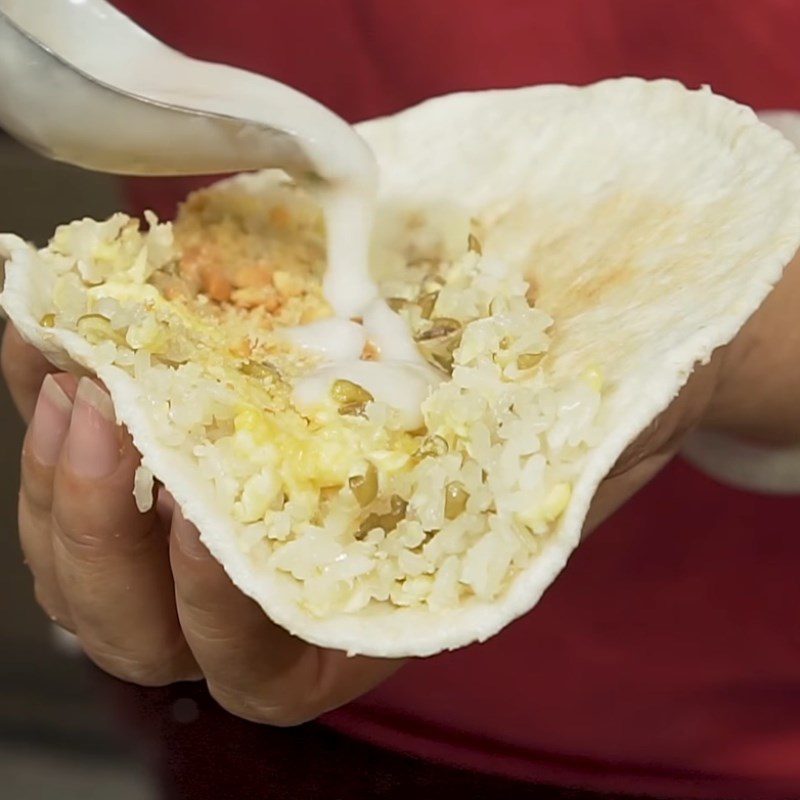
[0,130,157,799]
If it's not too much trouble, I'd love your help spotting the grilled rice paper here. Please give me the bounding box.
[3,78,800,656]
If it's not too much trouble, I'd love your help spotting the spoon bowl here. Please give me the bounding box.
[0,0,373,181]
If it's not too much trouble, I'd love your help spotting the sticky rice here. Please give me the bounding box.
[30,184,602,617]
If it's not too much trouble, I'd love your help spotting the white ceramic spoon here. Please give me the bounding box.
[0,0,376,184]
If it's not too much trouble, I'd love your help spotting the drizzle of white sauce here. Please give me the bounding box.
[292,186,443,430]
[288,298,443,431]
[362,299,430,365]
[286,190,444,430]
[293,361,438,431]
[281,318,367,362]
[320,189,380,319]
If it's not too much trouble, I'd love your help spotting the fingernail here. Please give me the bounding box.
[66,378,119,478]
[173,509,207,559]
[29,375,73,467]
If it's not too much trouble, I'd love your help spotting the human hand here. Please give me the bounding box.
[586,248,800,533]
[6,342,400,724]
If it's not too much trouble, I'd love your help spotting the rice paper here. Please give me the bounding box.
[2,78,800,657]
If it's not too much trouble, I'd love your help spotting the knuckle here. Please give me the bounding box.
[51,516,110,560]
[52,512,157,565]
[207,684,316,727]
[32,582,75,633]
[20,450,55,512]
[174,593,246,647]
[263,708,317,727]
[51,486,157,563]
[265,706,320,727]
[18,494,51,554]
[85,645,189,688]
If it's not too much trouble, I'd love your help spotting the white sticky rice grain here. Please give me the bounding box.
[133,464,155,513]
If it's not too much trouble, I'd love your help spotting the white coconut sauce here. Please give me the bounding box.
[0,0,442,430]
[286,181,443,430]
[282,317,367,362]
[287,297,443,430]
[293,190,444,431]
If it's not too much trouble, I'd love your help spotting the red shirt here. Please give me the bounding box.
[113,2,800,797]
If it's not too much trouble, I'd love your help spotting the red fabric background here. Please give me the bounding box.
[112,2,800,797]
